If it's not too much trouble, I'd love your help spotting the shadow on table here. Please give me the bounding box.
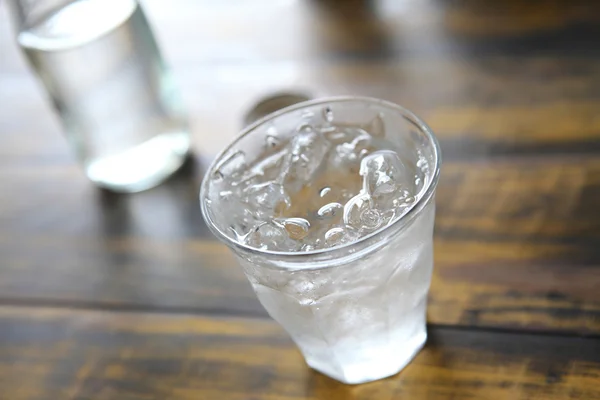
[95,153,213,240]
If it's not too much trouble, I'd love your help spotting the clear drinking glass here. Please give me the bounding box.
[7,0,190,192]
[200,97,441,384]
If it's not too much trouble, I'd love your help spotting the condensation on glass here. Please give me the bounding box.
[200,97,441,384]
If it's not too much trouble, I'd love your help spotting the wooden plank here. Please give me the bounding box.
[2,2,600,158]
[3,0,600,76]
[140,0,600,62]
[0,306,598,400]
[3,59,600,159]
[0,2,599,397]
[0,157,598,333]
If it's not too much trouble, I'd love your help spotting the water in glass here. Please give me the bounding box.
[17,0,189,192]
[202,98,439,384]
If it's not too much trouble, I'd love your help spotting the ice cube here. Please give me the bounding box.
[360,208,383,230]
[343,192,372,227]
[343,191,386,233]
[238,146,288,184]
[389,195,417,222]
[322,125,356,145]
[243,181,290,215]
[275,217,311,241]
[324,227,345,246]
[324,226,359,248]
[359,150,406,197]
[226,205,264,240]
[328,130,372,173]
[213,150,246,180]
[278,129,331,193]
[341,131,371,156]
[245,222,299,251]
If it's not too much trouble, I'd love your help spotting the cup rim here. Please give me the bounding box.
[200,96,441,263]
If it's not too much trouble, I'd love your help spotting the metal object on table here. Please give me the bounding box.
[243,92,312,127]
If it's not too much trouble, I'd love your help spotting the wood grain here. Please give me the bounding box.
[140,0,600,62]
[3,58,600,159]
[3,3,600,156]
[0,306,598,400]
[5,0,599,74]
[0,157,598,333]
[2,0,600,397]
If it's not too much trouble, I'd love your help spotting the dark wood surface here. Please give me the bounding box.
[0,307,599,400]
[1,0,599,398]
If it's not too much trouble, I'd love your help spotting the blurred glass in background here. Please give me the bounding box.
[7,0,190,192]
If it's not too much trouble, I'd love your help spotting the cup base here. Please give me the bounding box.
[85,131,190,193]
[305,330,427,385]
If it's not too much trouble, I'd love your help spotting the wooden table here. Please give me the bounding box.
[1,0,599,398]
